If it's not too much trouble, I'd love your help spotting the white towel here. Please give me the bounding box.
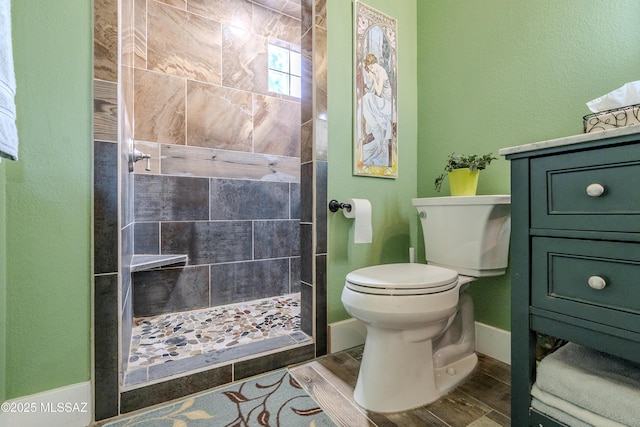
[0,0,18,161]
[531,385,628,427]
[535,343,640,426]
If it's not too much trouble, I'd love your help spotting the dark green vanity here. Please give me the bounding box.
[500,126,640,426]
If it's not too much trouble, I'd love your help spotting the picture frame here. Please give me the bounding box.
[353,1,398,178]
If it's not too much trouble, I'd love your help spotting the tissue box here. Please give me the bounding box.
[583,103,640,133]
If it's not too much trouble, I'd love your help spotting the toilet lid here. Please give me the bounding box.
[345,263,458,296]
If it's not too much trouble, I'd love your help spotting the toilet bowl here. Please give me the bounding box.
[341,195,511,413]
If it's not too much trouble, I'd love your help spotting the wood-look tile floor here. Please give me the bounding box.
[290,346,511,427]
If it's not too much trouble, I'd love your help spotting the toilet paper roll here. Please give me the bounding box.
[343,198,372,244]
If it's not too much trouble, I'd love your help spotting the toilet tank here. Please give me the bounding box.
[412,195,511,277]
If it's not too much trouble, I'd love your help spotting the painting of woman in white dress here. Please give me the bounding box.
[354,2,397,178]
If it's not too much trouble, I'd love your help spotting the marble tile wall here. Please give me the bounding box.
[93,0,327,421]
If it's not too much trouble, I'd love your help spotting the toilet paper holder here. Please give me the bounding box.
[328,199,352,213]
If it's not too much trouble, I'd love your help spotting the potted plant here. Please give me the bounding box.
[434,152,497,195]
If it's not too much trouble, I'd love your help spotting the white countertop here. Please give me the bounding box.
[499,125,640,156]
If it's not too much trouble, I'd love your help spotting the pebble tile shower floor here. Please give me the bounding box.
[124,293,308,386]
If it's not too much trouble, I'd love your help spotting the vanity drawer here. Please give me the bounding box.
[532,237,640,333]
[530,143,640,232]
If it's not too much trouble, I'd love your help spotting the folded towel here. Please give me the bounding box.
[532,385,628,427]
[535,343,640,426]
[531,396,594,427]
[0,0,18,161]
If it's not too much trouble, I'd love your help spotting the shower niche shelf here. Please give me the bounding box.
[131,254,188,272]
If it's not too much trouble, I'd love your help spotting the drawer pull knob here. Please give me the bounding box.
[588,276,607,290]
[586,183,605,197]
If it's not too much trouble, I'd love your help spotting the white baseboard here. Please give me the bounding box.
[474,321,511,365]
[328,318,366,353]
[329,318,511,366]
[0,381,91,427]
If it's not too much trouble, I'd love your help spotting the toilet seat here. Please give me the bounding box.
[345,263,458,296]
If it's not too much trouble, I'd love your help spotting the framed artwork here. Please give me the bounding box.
[353,1,398,178]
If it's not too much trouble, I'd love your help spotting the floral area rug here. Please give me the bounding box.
[104,370,336,427]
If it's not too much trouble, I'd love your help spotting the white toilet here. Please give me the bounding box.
[341,195,511,413]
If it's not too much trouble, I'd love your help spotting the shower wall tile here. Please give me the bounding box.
[161,221,253,264]
[315,0,327,28]
[157,0,186,9]
[315,118,328,161]
[253,95,301,157]
[134,69,186,145]
[301,0,312,35]
[282,0,302,20]
[188,0,253,31]
[300,162,313,223]
[290,256,301,293]
[300,30,313,124]
[147,1,222,84]
[122,223,134,308]
[94,140,118,274]
[121,0,134,67]
[300,223,312,284]
[121,282,133,376]
[300,282,312,336]
[94,80,117,142]
[94,0,118,81]
[290,183,300,219]
[134,175,209,221]
[186,81,252,151]
[94,273,119,420]
[161,144,300,181]
[134,0,147,68]
[254,220,300,259]
[252,3,300,43]
[133,266,210,316]
[210,179,289,220]
[209,259,289,306]
[300,120,312,163]
[315,253,327,356]
[315,161,327,253]
[134,222,159,254]
[221,24,268,94]
[314,26,328,121]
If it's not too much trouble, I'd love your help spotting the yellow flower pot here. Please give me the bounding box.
[448,168,479,196]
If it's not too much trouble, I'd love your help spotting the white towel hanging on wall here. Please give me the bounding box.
[0,0,18,161]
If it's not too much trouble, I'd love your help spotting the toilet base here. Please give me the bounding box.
[433,352,477,397]
[352,327,478,414]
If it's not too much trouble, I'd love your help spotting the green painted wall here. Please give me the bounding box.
[327,0,418,323]
[416,1,640,330]
[1,165,6,402]
[3,0,92,399]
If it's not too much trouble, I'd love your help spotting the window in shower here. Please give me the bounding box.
[268,41,301,98]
